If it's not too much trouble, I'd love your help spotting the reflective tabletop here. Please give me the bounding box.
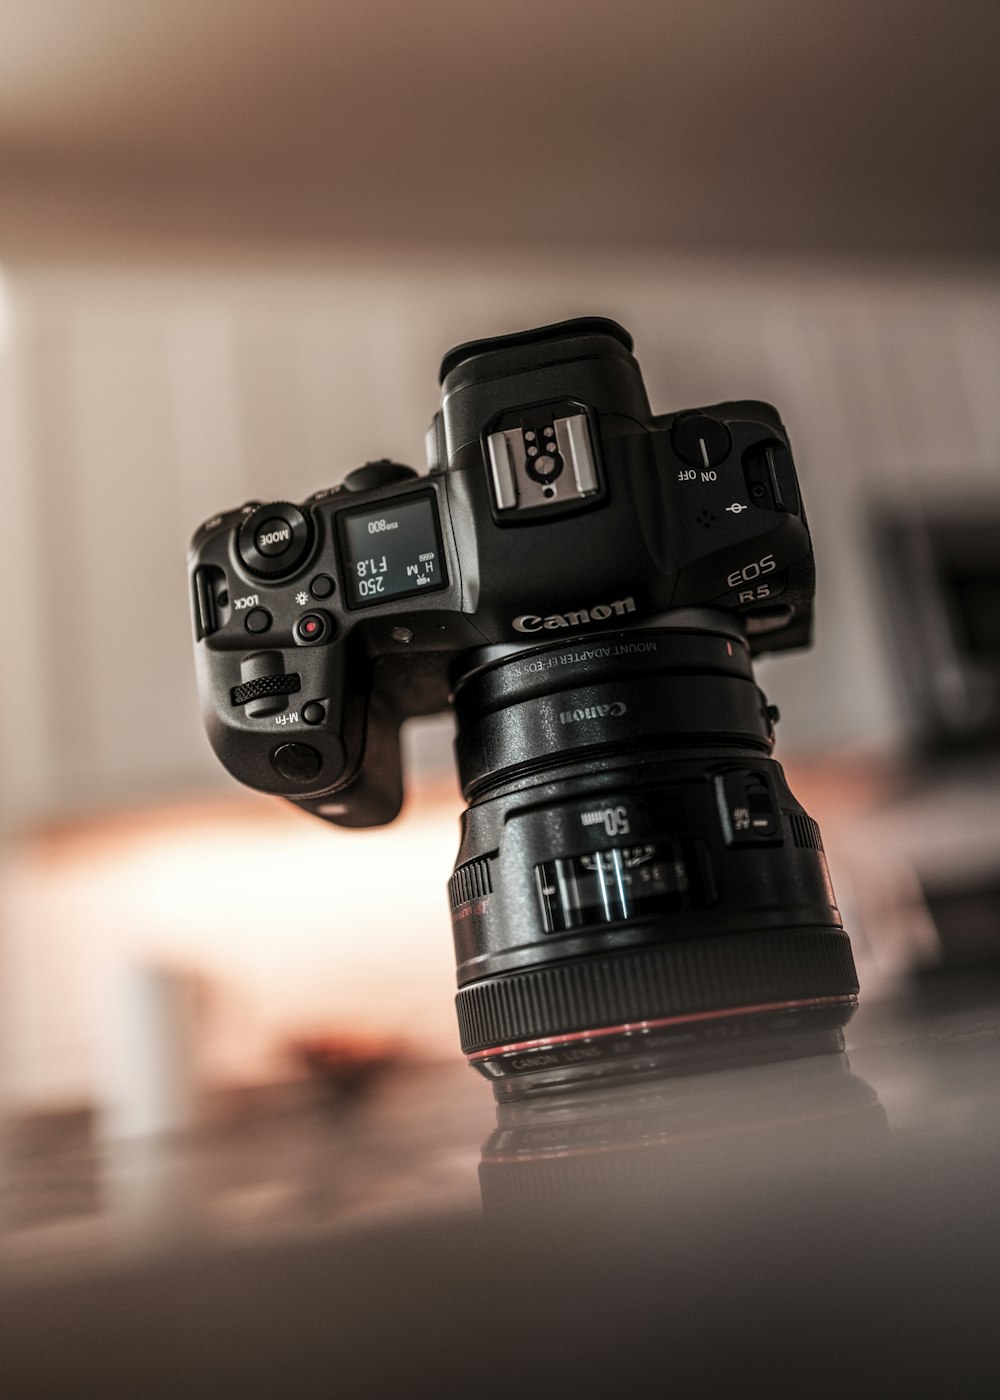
[3,976,1000,1397]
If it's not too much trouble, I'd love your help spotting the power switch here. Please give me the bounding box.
[715,770,781,846]
[672,412,732,469]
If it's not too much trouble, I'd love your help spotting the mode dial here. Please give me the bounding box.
[237,502,313,578]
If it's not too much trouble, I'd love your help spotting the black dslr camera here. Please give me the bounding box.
[189,318,858,1096]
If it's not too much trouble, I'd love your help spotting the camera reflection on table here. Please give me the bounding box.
[5,981,1000,1398]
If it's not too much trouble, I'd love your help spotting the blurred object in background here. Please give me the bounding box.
[844,505,1000,982]
[0,1,998,260]
[292,1034,406,1106]
[875,507,1000,758]
[0,782,462,1114]
[98,961,205,1141]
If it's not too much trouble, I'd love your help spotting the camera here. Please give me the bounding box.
[189,317,858,1096]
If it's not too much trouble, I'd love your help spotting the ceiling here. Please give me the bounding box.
[1,0,998,259]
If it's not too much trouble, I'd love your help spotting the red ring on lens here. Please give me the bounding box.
[467,995,858,1062]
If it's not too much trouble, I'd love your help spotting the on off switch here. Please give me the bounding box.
[672,412,732,470]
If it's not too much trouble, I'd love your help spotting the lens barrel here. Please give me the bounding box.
[448,613,858,1097]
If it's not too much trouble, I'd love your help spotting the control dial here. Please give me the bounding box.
[237,502,313,579]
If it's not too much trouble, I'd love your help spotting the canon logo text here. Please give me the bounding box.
[513,596,637,633]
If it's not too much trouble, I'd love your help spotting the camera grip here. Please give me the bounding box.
[295,689,404,829]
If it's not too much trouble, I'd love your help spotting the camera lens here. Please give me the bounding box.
[448,612,858,1099]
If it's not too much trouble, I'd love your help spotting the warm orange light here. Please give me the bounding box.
[3,790,464,1107]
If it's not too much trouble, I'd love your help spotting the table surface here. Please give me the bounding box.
[4,975,1000,1397]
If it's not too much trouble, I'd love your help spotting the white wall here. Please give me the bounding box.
[3,251,1000,827]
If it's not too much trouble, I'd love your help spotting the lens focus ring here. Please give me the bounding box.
[456,930,859,1057]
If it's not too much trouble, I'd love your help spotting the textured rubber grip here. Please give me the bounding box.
[455,929,858,1055]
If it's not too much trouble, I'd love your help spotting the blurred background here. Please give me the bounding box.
[1,0,998,1216]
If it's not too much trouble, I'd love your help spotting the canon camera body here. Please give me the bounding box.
[189,319,858,1094]
[190,319,814,827]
